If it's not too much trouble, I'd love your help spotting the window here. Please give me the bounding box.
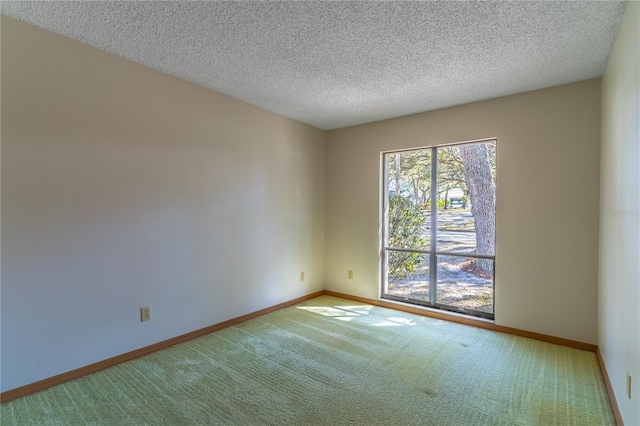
[381,140,496,320]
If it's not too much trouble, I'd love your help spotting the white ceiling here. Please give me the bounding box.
[1,1,626,130]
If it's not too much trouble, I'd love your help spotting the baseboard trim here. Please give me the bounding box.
[0,290,324,404]
[324,290,598,352]
[596,347,624,426]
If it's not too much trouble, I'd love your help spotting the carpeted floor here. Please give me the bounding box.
[1,295,615,425]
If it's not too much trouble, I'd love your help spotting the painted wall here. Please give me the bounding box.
[325,79,602,344]
[1,17,325,392]
[599,1,640,424]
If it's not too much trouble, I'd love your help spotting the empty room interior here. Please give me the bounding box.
[1,1,638,425]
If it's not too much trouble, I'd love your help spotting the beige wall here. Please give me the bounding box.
[1,16,325,392]
[599,1,640,424]
[326,79,602,344]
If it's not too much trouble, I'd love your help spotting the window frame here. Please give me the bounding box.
[380,138,497,320]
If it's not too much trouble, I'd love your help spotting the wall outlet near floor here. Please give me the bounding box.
[627,372,632,399]
[140,306,151,322]
[348,270,354,280]
[300,272,305,281]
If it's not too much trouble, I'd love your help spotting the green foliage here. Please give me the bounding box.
[388,151,432,205]
[437,199,447,209]
[388,194,427,278]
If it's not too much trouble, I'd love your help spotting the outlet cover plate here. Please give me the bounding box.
[140,306,151,322]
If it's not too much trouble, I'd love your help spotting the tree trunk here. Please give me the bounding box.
[458,144,495,273]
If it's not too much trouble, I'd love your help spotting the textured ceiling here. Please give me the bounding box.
[1,1,626,130]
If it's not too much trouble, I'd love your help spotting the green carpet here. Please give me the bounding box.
[1,295,614,425]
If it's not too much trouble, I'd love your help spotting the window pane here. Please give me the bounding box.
[436,143,495,256]
[386,150,431,250]
[382,140,496,321]
[385,250,429,302]
[436,255,493,314]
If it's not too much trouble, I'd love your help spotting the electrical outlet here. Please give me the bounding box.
[348,270,354,280]
[140,306,151,322]
[300,272,305,281]
[627,372,632,399]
